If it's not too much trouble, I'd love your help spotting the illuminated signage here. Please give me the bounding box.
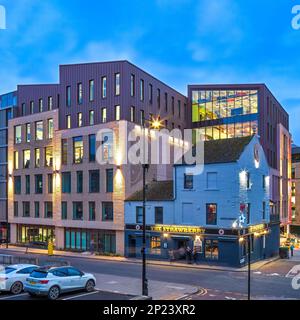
[249,224,265,233]
[151,225,205,234]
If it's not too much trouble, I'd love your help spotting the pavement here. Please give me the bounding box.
[0,244,279,272]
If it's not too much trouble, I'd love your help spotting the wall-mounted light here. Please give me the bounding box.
[163,233,169,239]
[116,165,121,170]
[239,237,245,243]
[8,174,12,179]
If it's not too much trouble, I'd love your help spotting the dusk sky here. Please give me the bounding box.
[1,0,300,143]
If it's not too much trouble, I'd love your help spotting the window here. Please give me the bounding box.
[102,202,113,221]
[106,169,114,193]
[62,202,68,220]
[14,202,18,217]
[172,97,175,114]
[207,172,217,189]
[102,76,107,98]
[205,240,219,260]
[73,137,83,164]
[35,175,43,194]
[263,202,266,220]
[48,174,53,194]
[130,74,135,96]
[115,73,120,96]
[89,202,96,221]
[89,170,100,193]
[30,101,34,114]
[89,110,94,125]
[165,93,168,112]
[39,99,43,112]
[35,149,40,168]
[48,119,53,139]
[77,171,83,193]
[130,106,136,122]
[45,147,53,167]
[89,80,94,101]
[62,172,71,193]
[44,202,53,219]
[77,113,83,127]
[140,79,144,101]
[48,96,53,110]
[25,175,30,195]
[140,110,145,126]
[35,121,43,141]
[245,203,251,224]
[73,202,83,220]
[66,86,71,107]
[178,100,181,118]
[184,174,193,190]
[61,139,68,165]
[149,84,153,104]
[14,176,21,195]
[23,150,31,169]
[77,83,83,104]
[206,204,217,225]
[246,172,251,189]
[150,237,161,255]
[102,107,107,123]
[26,124,31,142]
[115,105,121,121]
[101,132,113,161]
[136,207,143,224]
[22,103,26,116]
[89,134,96,162]
[14,151,19,170]
[157,89,161,109]
[34,202,40,218]
[15,125,22,144]
[66,115,71,129]
[155,207,163,224]
[23,202,30,218]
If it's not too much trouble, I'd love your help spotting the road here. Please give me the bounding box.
[1,248,300,300]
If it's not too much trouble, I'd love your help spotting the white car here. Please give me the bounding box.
[25,266,96,300]
[0,264,39,294]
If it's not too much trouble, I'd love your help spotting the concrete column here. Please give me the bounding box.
[116,230,124,256]
[55,226,65,249]
[10,223,17,244]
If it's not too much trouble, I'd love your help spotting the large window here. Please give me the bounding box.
[77,83,83,105]
[150,237,161,255]
[15,125,22,144]
[115,73,120,96]
[48,119,53,139]
[35,149,40,168]
[73,202,83,220]
[206,204,217,225]
[23,202,30,218]
[106,169,114,193]
[101,132,113,161]
[62,202,68,220]
[89,80,94,101]
[77,171,83,193]
[89,134,96,162]
[35,175,43,194]
[45,146,53,167]
[23,150,31,169]
[44,202,53,219]
[155,207,163,224]
[62,172,71,193]
[14,176,21,194]
[89,170,100,193]
[184,174,193,190]
[136,207,143,224]
[73,137,83,164]
[102,76,107,98]
[205,240,219,260]
[35,121,43,141]
[102,202,113,221]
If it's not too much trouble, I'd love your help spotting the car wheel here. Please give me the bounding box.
[10,281,23,295]
[85,280,95,292]
[48,286,60,300]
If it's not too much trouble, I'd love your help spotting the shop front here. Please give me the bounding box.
[125,223,276,267]
[0,222,8,243]
[64,228,116,254]
[16,225,55,247]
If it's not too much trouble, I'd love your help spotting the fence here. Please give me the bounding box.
[0,254,69,267]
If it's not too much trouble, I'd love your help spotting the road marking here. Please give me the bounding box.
[286,265,300,278]
[62,291,99,300]
[267,273,280,277]
[253,271,262,274]
[106,281,118,285]
[0,293,28,300]
[225,296,237,300]
[166,285,185,290]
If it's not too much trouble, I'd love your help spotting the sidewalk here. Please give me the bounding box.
[0,245,279,272]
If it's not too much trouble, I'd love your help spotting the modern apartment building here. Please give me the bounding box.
[291,146,300,234]
[189,84,292,230]
[7,61,188,254]
[0,92,17,242]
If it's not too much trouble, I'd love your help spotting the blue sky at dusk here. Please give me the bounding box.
[0,0,300,143]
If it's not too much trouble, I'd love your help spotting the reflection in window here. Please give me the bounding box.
[15,125,22,144]
[26,124,31,142]
[35,149,40,167]
[150,237,161,255]
[23,150,31,169]
[35,121,43,141]
[205,240,219,260]
[73,137,83,164]
[102,202,113,221]
[206,204,217,225]
[73,202,83,220]
[45,146,53,167]
[48,119,54,139]
[14,151,19,170]
[101,132,113,162]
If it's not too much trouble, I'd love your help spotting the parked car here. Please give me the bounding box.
[0,264,39,294]
[25,266,96,300]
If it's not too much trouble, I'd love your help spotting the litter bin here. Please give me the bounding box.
[279,247,289,259]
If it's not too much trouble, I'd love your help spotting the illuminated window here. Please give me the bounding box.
[89,110,94,125]
[30,101,34,114]
[45,146,53,167]
[48,96,53,110]
[115,73,120,96]
[35,175,43,194]
[35,121,43,141]
[205,240,219,260]
[15,125,22,144]
[102,76,107,98]
[39,99,43,112]
[23,150,31,169]
[44,202,53,219]
[140,79,144,101]
[77,113,83,127]
[115,105,120,121]
[130,74,135,97]
[35,149,40,168]
[73,136,83,164]
[89,202,96,221]
[66,115,71,129]
[102,108,107,123]
[89,80,94,101]
[26,123,31,142]
[130,106,136,122]
[48,119,53,139]
[14,151,19,170]
[77,83,83,105]
[150,237,161,255]
[206,204,217,225]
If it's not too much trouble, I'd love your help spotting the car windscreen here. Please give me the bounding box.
[30,270,48,278]
[0,267,17,274]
